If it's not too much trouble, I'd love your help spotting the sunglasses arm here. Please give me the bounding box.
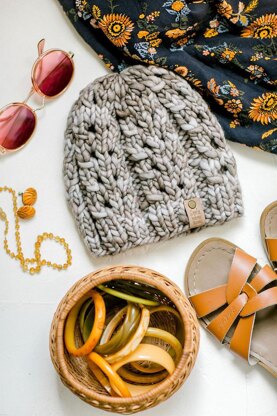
[23,87,35,104]
[37,39,45,57]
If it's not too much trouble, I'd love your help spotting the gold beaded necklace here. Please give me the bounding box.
[0,186,72,275]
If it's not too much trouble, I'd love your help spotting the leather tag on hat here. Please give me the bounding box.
[184,198,206,229]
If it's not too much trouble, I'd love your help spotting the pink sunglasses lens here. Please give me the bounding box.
[33,50,73,97]
[0,104,36,151]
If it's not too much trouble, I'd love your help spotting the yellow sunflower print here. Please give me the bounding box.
[99,14,134,47]
[241,13,277,39]
[224,99,243,114]
[175,66,188,77]
[249,92,277,125]
[171,1,185,12]
[166,28,186,38]
[204,28,219,38]
[221,48,236,61]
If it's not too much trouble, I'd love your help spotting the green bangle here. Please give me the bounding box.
[105,307,150,364]
[118,367,167,384]
[97,284,160,306]
[95,304,140,355]
[79,298,93,334]
[102,280,166,304]
[100,306,128,345]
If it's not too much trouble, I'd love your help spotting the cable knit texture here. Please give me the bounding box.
[64,65,243,257]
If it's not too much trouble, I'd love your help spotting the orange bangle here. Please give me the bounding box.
[64,290,106,356]
[111,379,162,397]
[88,352,131,398]
[112,343,175,375]
[87,360,118,397]
[105,307,150,364]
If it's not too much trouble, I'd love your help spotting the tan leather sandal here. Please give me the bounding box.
[260,201,277,272]
[185,238,277,377]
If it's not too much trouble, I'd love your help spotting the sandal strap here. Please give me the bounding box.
[207,293,247,342]
[189,249,277,363]
[240,287,277,317]
[188,285,227,318]
[266,238,277,263]
[226,248,256,304]
[250,264,276,292]
[230,286,277,361]
[230,314,255,361]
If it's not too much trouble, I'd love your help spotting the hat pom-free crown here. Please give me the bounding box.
[64,65,243,256]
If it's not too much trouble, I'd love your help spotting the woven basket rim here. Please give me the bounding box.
[50,265,199,409]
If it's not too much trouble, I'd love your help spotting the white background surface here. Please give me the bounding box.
[0,1,276,415]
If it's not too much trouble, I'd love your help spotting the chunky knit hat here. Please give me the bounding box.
[64,65,243,257]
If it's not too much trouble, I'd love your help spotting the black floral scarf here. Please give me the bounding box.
[57,0,277,154]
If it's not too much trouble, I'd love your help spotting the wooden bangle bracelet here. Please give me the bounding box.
[96,304,140,355]
[98,284,159,306]
[112,380,163,397]
[118,366,167,384]
[112,344,175,375]
[105,307,150,364]
[87,360,117,397]
[88,352,131,398]
[64,291,106,356]
[131,327,182,374]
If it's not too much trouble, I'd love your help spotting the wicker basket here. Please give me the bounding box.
[49,265,199,414]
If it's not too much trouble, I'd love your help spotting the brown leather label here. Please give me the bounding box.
[184,197,206,229]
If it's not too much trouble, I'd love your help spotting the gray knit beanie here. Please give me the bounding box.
[64,65,243,257]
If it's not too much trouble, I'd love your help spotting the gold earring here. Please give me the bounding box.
[17,205,36,219]
[22,187,37,206]
[17,187,37,219]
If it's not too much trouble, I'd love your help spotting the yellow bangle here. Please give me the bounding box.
[105,307,150,364]
[88,352,131,398]
[131,306,183,374]
[131,327,182,373]
[112,343,175,375]
[64,290,106,356]
[145,327,182,361]
[111,380,162,397]
[118,367,167,384]
[87,360,118,397]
